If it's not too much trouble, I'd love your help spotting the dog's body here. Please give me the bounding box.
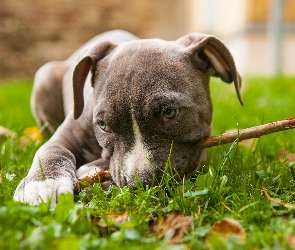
[14,30,242,207]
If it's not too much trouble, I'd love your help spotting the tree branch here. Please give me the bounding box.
[202,116,295,149]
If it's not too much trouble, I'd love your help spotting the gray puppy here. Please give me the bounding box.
[14,30,243,207]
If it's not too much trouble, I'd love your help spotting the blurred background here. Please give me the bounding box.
[0,0,294,80]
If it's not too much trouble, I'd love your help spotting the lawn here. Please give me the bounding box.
[0,76,295,249]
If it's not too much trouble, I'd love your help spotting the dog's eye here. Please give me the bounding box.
[162,108,179,123]
[98,120,112,133]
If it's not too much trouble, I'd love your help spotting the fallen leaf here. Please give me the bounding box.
[77,169,111,189]
[152,212,193,245]
[289,234,295,248]
[0,126,16,139]
[113,212,129,224]
[211,218,245,239]
[290,155,295,162]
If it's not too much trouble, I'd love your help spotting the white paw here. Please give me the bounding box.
[76,165,102,178]
[13,177,74,208]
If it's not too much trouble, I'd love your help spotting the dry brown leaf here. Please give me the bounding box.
[289,234,295,248]
[211,218,246,239]
[0,126,16,139]
[113,212,129,224]
[77,170,111,189]
[289,154,295,162]
[152,212,193,245]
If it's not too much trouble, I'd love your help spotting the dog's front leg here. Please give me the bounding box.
[13,108,101,207]
[13,143,78,208]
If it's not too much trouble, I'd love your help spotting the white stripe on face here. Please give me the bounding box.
[123,110,150,180]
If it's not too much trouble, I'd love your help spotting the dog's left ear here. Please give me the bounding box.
[177,33,243,105]
[72,42,116,119]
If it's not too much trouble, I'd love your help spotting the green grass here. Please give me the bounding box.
[0,80,35,131]
[0,76,295,249]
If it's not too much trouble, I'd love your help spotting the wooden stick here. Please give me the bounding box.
[202,117,295,149]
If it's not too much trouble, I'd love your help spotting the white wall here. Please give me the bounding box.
[183,0,294,75]
[185,0,247,37]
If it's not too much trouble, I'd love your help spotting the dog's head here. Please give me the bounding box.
[72,33,243,188]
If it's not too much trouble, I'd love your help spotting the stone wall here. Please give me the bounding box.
[0,0,165,79]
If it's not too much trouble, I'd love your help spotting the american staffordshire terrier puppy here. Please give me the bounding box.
[14,30,243,207]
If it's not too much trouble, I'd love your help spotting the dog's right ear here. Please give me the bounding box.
[177,33,243,106]
[73,42,116,119]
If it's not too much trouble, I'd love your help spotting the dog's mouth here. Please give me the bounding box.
[122,159,200,189]
[109,137,206,188]
[111,158,203,189]
[109,169,155,189]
